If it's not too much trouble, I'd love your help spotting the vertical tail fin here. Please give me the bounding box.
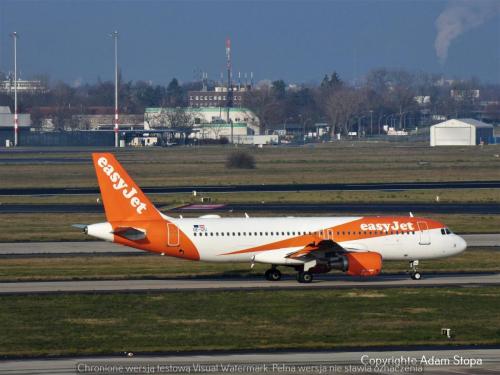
[92,153,162,222]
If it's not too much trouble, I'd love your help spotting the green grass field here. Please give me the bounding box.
[1,143,500,189]
[1,145,498,358]
[1,287,499,357]
[0,248,498,282]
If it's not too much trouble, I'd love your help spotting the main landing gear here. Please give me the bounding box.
[263,267,314,283]
[265,267,282,281]
[409,260,422,280]
[297,271,313,283]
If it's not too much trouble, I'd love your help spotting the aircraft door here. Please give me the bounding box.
[323,228,333,241]
[417,221,431,245]
[167,223,180,247]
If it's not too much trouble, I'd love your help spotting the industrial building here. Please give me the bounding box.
[430,118,494,146]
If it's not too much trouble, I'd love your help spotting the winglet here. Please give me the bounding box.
[92,153,162,222]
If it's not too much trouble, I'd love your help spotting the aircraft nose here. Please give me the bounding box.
[454,235,467,254]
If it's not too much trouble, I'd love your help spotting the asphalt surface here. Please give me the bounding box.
[0,234,497,257]
[1,273,499,295]
[1,180,500,196]
[0,241,140,256]
[1,348,499,374]
[3,202,500,214]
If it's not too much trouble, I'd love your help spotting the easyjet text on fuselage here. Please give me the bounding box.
[360,221,415,232]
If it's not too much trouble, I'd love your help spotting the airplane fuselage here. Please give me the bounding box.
[89,215,467,263]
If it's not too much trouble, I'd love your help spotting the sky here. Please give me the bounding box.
[0,0,498,86]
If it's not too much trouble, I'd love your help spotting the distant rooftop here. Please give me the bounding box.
[436,118,493,129]
[145,107,254,114]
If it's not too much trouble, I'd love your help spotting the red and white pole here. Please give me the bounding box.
[12,32,18,147]
[112,31,119,148]
[14,113,18,146]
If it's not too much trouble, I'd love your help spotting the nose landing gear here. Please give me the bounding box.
[409,260,422,280]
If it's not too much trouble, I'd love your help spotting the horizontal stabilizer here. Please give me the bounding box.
[71,224,88,233]
[112,227,146,241]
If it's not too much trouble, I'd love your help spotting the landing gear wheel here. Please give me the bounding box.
[411,272,421,280]
[265,269,281,281]
[409,260,422,280]
[297,271,313,283]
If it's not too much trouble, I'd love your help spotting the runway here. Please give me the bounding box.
[1,348,499,374]
[1,180,500,196]
[1,273,499,295]
[0,241,139,257]
[0,234,498,257]
[3,202,500,214]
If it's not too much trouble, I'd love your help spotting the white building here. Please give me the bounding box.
[430,118,494,146]
[0,79,48,94]
[145,107,260,135]
[193,122,251,140]
[0,106,31,128]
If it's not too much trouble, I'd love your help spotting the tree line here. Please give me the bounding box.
[0,68,499,136]
[244,70,500,137]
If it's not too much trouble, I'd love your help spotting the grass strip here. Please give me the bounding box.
[1,144,500,188]
[0,287,499,357]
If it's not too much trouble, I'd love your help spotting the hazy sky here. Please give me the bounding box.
[0,0,499,85]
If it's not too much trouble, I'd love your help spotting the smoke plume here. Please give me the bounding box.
[435,0,500,63]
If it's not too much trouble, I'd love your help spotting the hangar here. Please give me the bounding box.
[430,118,494,146]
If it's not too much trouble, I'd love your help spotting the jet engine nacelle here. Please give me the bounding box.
[329,251,382,277]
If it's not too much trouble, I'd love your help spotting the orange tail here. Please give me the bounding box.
[92,153,162,222]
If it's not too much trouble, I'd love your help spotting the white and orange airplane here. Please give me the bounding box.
[78,153,467,283]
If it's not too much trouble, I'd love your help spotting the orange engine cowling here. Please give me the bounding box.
[344,252,382,276]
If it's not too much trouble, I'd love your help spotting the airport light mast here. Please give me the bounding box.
[110,31,119,148]
[225,38,233,143]
[11,32,18,147]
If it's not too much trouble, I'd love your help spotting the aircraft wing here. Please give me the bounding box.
[253,240,347,265]
[286,240,346,259]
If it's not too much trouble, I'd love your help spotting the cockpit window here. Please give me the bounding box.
[445,228,451,234]
[441,229,446,235]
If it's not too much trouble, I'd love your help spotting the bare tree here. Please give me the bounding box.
[164,108,195,143]
[324,87,364,137]
[243,83,286,134]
